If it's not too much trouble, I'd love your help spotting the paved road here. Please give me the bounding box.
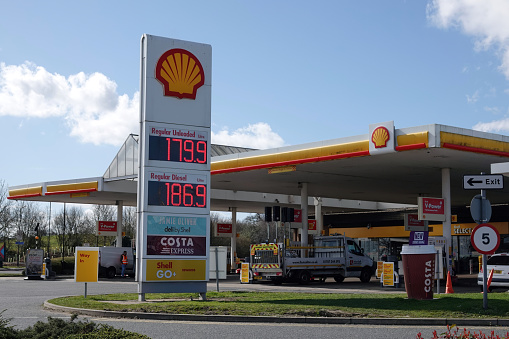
[1,274,507,339]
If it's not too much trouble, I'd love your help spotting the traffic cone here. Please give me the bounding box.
[486,268,494,293]
[446,271,454,294]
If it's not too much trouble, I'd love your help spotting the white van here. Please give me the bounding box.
[98,247,135,278]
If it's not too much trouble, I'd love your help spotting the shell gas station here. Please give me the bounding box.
[7,36,509,284]
[9,121,509,276]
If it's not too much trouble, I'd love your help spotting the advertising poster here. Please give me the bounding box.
[376,261,384,279]
[146,214,207,256]
[26,249,44,277]
[240,263,250,283]
[382,262,394,287]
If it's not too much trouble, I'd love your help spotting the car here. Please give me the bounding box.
[477,253,509,290]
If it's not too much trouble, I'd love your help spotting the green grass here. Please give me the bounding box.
[0,272,23,277]
[48,291,509,319]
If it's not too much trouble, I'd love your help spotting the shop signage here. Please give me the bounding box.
[409,231,428,245]
[404,213,428,231]
[294,209,302,222]
[418,197,445,221]
[216,223,232,237]
[369,121,395,155]
[308,220,317,231]
[96,221,117,236]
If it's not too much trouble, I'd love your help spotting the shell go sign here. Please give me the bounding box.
[145,259,206,281]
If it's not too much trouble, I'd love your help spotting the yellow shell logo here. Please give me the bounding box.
[155,49,205,99]
[371,126,390,148]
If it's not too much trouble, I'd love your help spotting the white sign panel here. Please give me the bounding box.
[463,175,504,190]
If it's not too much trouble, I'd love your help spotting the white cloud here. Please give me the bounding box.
[0,62,139,146]
[484,106,500,114]
[0,62,285,149]
[466,90,479,103]
[474,118,509,133]
[212,122,285,149]
[427,0,509,79]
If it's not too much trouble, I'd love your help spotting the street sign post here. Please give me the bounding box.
[471,223,500,310]
[463,174,504,190]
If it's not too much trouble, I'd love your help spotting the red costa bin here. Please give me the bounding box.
[401,245,436,300]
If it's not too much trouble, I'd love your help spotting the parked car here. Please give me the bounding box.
[477,253,509,290]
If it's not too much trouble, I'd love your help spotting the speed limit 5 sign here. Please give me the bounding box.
[471,223,500,255]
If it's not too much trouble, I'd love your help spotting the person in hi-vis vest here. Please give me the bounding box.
[120,251,128,277]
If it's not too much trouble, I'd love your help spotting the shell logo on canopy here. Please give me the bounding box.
[155,48,205,99]
[371,126,390,148]
[368,121,395,155]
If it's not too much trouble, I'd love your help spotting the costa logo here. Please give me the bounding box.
[371,126,390,148]
[424,260,433,293]
[155,49,205,99]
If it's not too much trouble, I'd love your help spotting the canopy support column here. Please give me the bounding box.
[116,200,123,248]
[300,182,308,257]
[314,197,323,235]
[442,168,452,274]
[230,207,237,273]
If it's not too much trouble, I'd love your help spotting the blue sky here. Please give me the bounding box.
[1,0,509,188]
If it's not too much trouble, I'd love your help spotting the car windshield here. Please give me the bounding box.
[487,255,509,266]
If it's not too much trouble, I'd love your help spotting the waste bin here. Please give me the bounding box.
[401,245,435,300]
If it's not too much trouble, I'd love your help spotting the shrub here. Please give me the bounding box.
[0,310,17,339]
[0,312,149,339]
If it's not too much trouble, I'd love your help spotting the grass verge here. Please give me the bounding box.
[49,291,509,319]
[0,272,23,277]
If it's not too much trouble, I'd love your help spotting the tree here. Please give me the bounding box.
[12,200,45,252]
[210,213,269,259]
[123,206,136,238]
[0,180,13,260]
[63,206,86,248]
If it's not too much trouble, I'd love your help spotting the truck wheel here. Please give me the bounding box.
[334,275,345,283]
[107,267,116,279]
[360,267,372,283]
[298,271,311,285]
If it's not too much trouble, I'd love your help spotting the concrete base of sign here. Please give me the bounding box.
[138,281,207,295]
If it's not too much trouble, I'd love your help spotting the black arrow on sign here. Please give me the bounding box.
[467,178,483,186]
